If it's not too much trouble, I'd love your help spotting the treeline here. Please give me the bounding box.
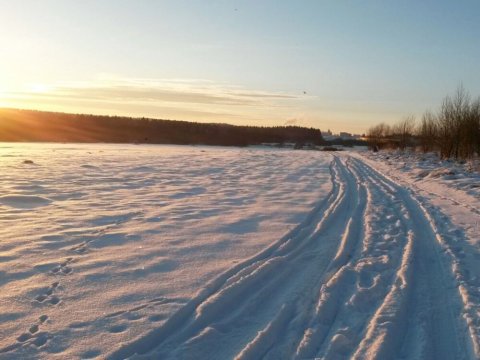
[0,108,324,147]
[367,87,480,159]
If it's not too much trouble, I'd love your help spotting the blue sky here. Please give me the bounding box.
[1,0,479,133]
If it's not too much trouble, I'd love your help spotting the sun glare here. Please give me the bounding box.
[28,83,52,94]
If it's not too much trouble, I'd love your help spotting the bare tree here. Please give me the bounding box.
[366,86,479,159]
[463,97,480,158]
[417,111,438,153]
[437,86,469,158]
[367,123,390,150]
[393,116,416,150]
[472,98,480,156]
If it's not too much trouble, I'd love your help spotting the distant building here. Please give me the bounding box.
[339,132,353,139]
[322,130,363,141]
[322,129,333,137]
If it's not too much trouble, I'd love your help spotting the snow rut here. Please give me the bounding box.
[109,155,474,360]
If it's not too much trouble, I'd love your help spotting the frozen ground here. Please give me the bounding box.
[0,144,479,359]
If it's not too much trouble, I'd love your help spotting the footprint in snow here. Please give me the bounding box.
[108,324,128,334]
[51,257,74,275]
[15,315,51,348]
[34,282,61,306]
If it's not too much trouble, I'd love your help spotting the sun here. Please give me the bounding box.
[28,83,52,93]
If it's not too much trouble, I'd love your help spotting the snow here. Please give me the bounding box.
[0,143,331,359]
[357,149,480,358]
[1,143,479,359]
[0,194,52,209]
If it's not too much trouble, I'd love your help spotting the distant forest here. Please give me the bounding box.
[0,108,325,147]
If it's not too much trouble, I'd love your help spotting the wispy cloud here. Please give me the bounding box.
[21,77,297,106]
[3,76,302,124]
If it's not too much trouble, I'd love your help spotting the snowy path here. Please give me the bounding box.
[110,155,475,360]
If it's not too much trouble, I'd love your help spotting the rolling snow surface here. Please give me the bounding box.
[0,143,478,359]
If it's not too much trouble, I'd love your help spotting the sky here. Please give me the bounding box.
[1,0,479,133]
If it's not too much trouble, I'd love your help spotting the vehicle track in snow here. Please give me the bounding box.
[109,155,475,360]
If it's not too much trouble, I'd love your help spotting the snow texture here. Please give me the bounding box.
[0,143,478,359]
[0,143,330,359]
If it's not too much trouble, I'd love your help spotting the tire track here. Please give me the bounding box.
[297,156,410,359]
[350,157,471,359]
[107,155,475,360]
[108,156,360,359]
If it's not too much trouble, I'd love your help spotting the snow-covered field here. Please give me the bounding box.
[1,143,479,359]
[0,143,331,359]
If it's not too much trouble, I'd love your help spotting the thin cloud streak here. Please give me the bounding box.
[26,86,288,106]
[4,77,402,133]
[32,77,299,105]
[2,77,302,125]
[1,76,411,132]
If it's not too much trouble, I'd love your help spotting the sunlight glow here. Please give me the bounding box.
[28,83,53,94]
[0,86,9,108]
[0,2,479,133]
[0,76,402,133]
